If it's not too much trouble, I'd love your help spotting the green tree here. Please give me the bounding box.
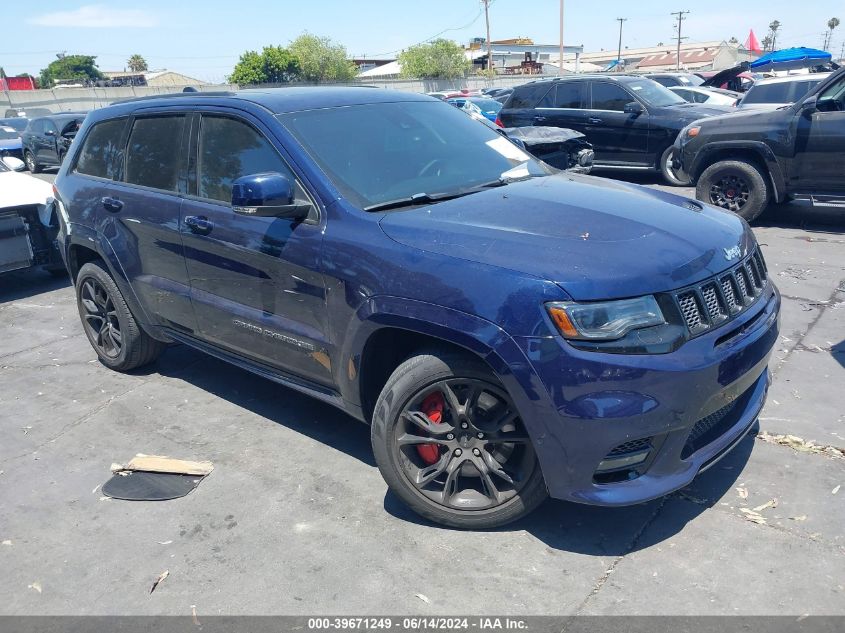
[398,39,470,79]
[289,33,356,83]
[127,54,148,72]
[826,17,840,51]
[767,20,781,51]
[228,46,300,85]
[39,54,103,87]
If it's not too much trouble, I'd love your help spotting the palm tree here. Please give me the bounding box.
[768,20,781,51]
[826,18,840,51]
[127,54,148,73]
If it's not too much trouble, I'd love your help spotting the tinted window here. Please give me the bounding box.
[125,116,185,191]
[28,119,44,135]
[0,118,27,132]
[672,88,694,101]
[0,127,18,140]
[591,83,633,111]
[507,83,553,109]
[198,116,293,203]
[553,81,584,108]
[651,76,676,87]
[691,91,709,103]
[75,118,127,180]
[43,120,57,135]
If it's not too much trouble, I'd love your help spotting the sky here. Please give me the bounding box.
[1,1,842,83]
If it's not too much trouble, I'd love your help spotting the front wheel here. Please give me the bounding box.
[696,159,770,222]
[371,351,547,529]
[660,146,690,186]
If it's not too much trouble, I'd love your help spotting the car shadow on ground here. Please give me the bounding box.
[0,268,70,302]
[150,343,752,553]
[756,202,845,232]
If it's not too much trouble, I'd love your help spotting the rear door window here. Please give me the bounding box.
[591,82,634,111]
[75,118,127,180]
[125,116,186,192]
[507,83,553,109]
[539,81,585,108]
[197,115,294,204]
[743,82,793,104]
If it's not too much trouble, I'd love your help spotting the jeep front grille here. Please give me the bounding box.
[672,246,768,339]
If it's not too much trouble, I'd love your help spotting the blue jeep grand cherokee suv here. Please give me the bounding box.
[54,88,779,528]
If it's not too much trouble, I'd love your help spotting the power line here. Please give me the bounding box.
[670,10,690,70]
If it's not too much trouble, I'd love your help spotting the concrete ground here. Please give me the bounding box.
[1,171,843,616]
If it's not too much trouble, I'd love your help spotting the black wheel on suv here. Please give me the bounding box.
[24,150,41,174]
[371,350,547,529]
[660,146,690,186]
[75,261,166,371]
[697,159,770,222]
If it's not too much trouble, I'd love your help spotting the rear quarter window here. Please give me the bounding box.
[743,82,793,104]
[506,83,553,109]
[74,118,127,180]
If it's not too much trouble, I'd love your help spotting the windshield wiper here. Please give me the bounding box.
[364,180,509,212]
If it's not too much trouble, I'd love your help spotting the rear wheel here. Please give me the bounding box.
[24,150,41,174]
[696,159,770,222]
[660,146,690,186]
[371,351,547,529]
[75,261,165,371]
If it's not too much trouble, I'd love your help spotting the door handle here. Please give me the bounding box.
[184,215,214,235]
[534,115,548,123]
[588,117,604,124]
[101,196,123,212]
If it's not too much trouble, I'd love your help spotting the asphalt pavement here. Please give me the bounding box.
[1,170,843,615]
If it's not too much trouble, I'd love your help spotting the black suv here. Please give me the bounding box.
[675,67,845,221]
[21,113,85,173]
[499,75,731,185]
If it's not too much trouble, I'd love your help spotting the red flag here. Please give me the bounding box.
[745,29,762,54]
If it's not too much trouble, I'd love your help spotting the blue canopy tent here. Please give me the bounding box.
[750,47,832,72]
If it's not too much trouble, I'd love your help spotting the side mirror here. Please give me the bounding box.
[801,95,818,113]
[2,156,26,171]
[815,95,839,113]
[231,172,310,219]
[623,101,644,115]
[44,129,56,137]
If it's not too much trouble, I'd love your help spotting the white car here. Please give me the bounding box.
[737,73,831,109]
[668,86,740,107]
[0,156,64,276]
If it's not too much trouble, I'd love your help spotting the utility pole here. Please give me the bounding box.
[482,0,493,75]
[616,18,627,68]
[671,10,690,71]
[840,40,845,62]
[559,0,565,75]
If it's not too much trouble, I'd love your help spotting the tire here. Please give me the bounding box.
[659,145,690,186]
[75,261,165,371]
[24,150,41,174]
[696,159,770,222]
[371,350,547,529]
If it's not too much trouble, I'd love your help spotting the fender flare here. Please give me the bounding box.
[690,141,786,202]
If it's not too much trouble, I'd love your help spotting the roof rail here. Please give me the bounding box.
[111,91,237,105]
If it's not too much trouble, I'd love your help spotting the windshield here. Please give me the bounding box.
[628,80,687,107]
[0,127,19,140]
[742,78,822,104]
[279,100,550,209]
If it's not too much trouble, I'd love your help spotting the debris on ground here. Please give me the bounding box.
[1,539,11,546]
[102,454,214,501]
[752,498,778,513]
[756,431,845,459]
[415,593,431,604]
[115,455,214,476]
[191,605,200,626]
[833,485,841,495]
[28,582,42,594]
[150,570,169,594]
[736,487,748,499]
[789,515,808,522]
[740,508,767,525]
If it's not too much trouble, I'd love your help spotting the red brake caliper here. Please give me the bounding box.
[416,391,445,465]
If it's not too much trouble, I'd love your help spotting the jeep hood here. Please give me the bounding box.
[378,174,754,300]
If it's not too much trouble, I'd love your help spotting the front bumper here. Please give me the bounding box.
[513,283,779,506]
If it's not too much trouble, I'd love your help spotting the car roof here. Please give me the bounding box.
[752,73,831,85]
[106,87,433,116]
[525,74,650,86]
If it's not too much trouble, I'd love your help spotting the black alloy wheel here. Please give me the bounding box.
[371,351,547,528]
[708,173,750,213]
[79,276,123,358]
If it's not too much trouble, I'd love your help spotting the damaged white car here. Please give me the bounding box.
[0,156,64,276]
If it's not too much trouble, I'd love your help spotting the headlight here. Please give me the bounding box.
[546,296,665,341]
